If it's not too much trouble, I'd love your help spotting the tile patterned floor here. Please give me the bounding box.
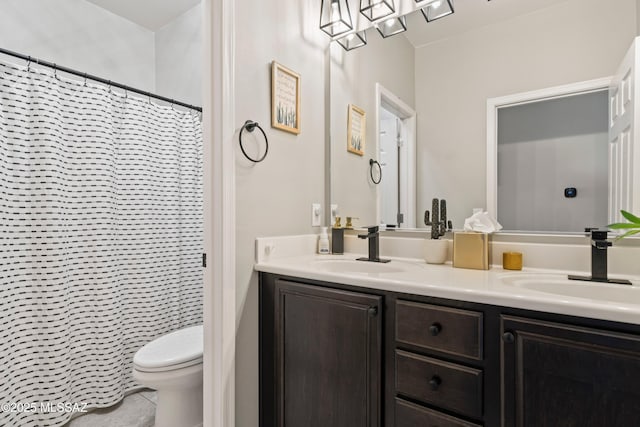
[63,390,156,427]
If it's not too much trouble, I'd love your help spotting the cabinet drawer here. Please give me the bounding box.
[396,300,483,360]
[396,350,483,419]
[396,398,481,427]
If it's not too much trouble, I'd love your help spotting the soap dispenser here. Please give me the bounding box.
[318,227,330,254]
[331,217,344,255]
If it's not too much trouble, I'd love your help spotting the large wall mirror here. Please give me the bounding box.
[328,0,637,233]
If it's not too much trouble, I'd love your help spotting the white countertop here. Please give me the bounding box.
[255,252,640,326]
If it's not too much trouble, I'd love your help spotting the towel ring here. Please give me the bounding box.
[369,159,382,184]
[239,120,269,163]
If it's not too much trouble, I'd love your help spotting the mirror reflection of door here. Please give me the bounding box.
[609,39,637,225]
[376,84,417,228]
[379,108,401,226]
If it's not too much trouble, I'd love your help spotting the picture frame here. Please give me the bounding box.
[271,61,301,134]
[347,104,365,155]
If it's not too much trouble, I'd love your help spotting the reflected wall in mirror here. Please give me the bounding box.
[328,0,638,232]
[493,86,609,233]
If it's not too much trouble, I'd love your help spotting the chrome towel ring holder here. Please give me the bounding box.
[239,120,269,163]
[369,159,382,184]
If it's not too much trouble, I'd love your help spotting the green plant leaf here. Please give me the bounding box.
[614,229,640,240]
[621,210,640,224]
[608,223,640,229]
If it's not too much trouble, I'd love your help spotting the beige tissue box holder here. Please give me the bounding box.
[453,232,490,270]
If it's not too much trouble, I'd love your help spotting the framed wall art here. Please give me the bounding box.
[271,61,300,134]
[347,104,365,155]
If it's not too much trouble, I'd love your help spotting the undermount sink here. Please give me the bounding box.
[500,273,640,304]
[312,259,406,274]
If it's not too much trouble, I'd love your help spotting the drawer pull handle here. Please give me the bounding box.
[429,323,442,336]
[429,375,442,391]
[368,306,378,317]
[502,331,515,343]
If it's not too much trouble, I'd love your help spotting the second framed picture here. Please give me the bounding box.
[347,104,365,155]
[271,61,300,134]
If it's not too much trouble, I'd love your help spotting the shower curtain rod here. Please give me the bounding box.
[0,46,203,113]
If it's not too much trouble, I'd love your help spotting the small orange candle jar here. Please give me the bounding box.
[503,252,523,270]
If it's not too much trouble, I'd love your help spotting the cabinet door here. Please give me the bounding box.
[501,315,640,427]
[274,279,382,427]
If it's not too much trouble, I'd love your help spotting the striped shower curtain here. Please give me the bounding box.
[0,60,203,427]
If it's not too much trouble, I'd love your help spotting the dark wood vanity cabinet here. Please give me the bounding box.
[260,272,640,427]
[260,276,382,427]
[501,315,640,427]
[394,300,486,425]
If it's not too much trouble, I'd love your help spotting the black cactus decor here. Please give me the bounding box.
[424,198,452,239]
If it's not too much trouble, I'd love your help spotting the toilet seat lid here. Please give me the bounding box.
[134,325,203,370]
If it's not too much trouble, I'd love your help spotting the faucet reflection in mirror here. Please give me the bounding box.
[321,0,457,51]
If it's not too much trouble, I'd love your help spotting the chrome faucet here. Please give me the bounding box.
[568,229,631,285]
[357,226,390,263]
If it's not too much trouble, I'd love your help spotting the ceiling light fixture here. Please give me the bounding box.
[320,0,354,37]
[375,15,407,38]
[325,0,459,51]
[336,30,368,51]
[419,0,454,22]
[360,0,396,22]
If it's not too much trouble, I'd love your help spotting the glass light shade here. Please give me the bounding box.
[420,0,454,22]
[375,15,407,38]
[320,0,353,37]
[336,31,367,51]
[360,0,395,22]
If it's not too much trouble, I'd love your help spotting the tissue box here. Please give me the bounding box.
[453,232,490,270]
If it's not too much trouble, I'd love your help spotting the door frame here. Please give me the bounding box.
[203,0,236,426]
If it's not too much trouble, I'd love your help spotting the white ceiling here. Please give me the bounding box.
[85,0,567,43]
[403,0,568,48]
[85,0,201,31]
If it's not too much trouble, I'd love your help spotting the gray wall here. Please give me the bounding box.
[415,0,637,227]
[497,91,609,232]
[330,30,415,226]
[155,4,202,107]
[233,0,328,426]
[0,0,156,92]
[637,0,640,35]
[0,0,201,108]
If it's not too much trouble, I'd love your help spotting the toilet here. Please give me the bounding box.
[132,325,203,427]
